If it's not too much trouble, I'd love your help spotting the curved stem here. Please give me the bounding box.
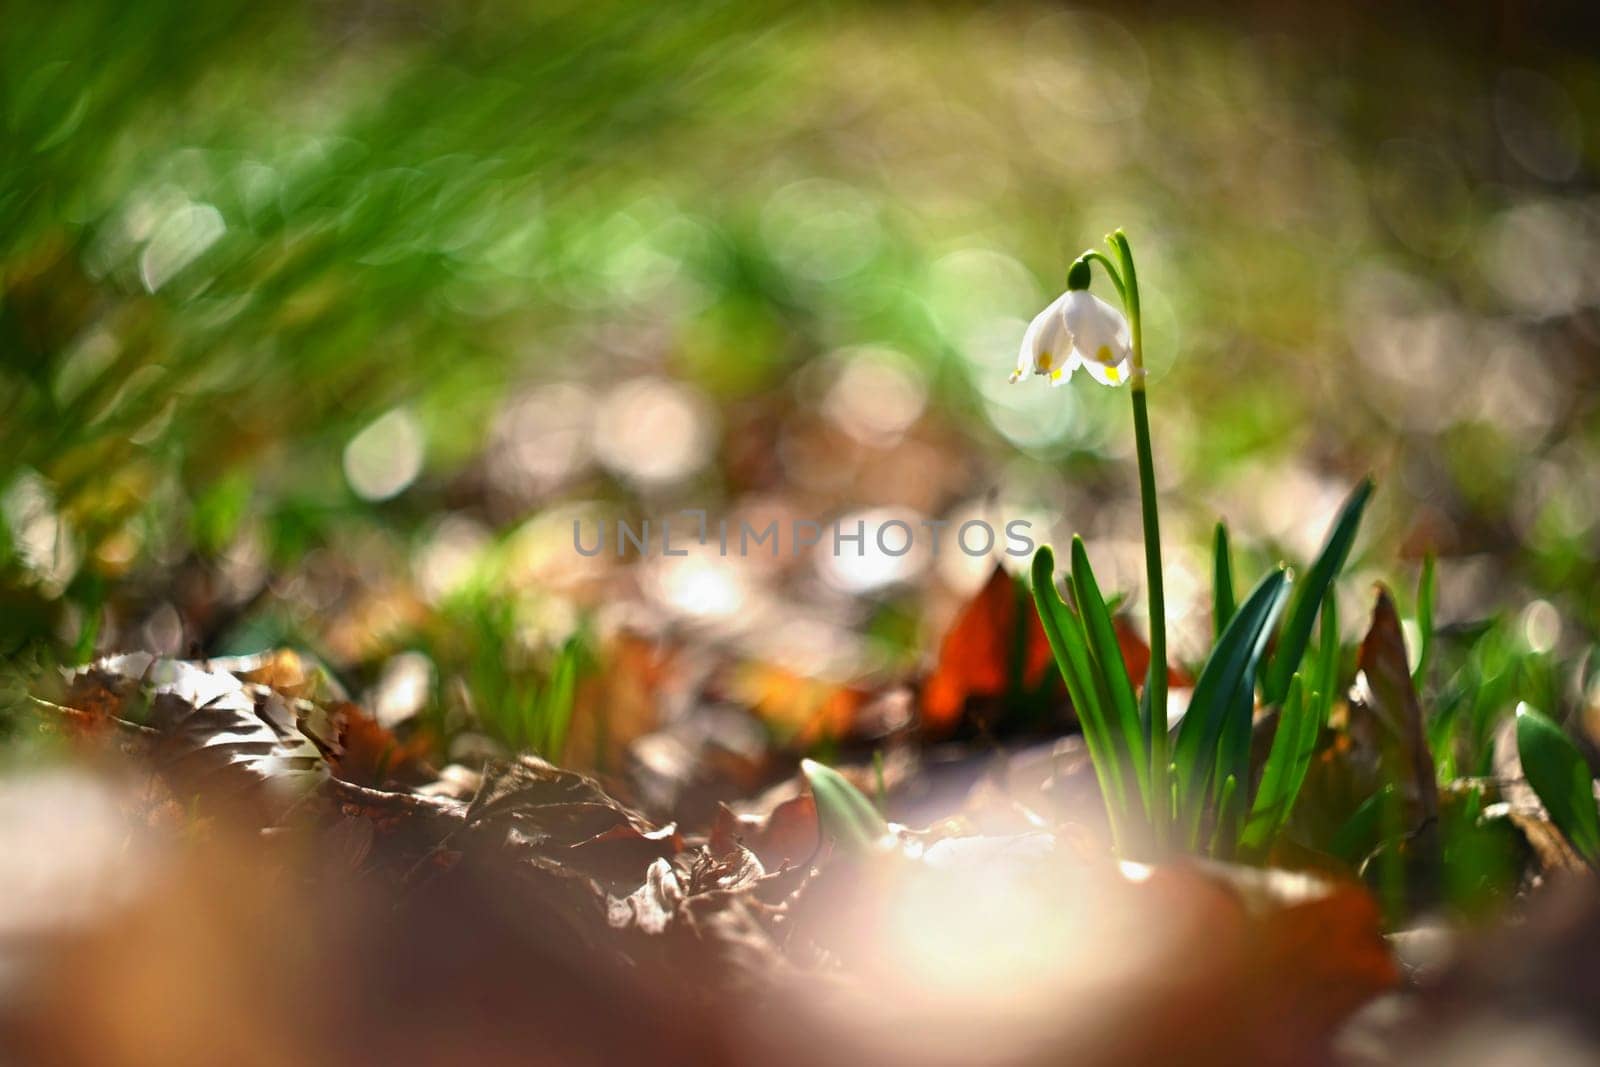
[1107,233,1143,379]
[1078,251,1126,305]
[1108,231,1167,851]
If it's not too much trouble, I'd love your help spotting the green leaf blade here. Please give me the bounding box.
[1413,553,1435,691]
[1031,546,1132,840]
[541,638,580,760]
[1213,521,1236,642]
[1069,536,1150,815]
[1174,566,1291,842]
[802,758,890,854]
[1516,703,1600,864]
[1240,674,1318,853]
[1263,477,1373,705]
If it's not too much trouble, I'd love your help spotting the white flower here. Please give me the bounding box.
[1010,292,1073,387]
[1010,289,1134,388]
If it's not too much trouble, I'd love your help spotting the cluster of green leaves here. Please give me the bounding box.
[436,583,587,761]
[1031,478,1372,859]
[1407,554,1600,876]
[733,482,1600,911]
[1516,704,1600,866]
[1427,614,1561,781]
[473,626,583,760]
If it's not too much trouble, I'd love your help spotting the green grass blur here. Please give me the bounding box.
[2,0,1598,749]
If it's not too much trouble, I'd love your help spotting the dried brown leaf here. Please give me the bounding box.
[709,792,820,872]
[1348,585,1440,885]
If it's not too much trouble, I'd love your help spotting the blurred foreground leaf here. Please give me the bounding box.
[1515,703,1600,866]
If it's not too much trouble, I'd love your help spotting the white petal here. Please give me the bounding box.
[1049,350,1083,387]
[1061,291,1132,369]
[1080,353,1132,387]
[1012,293,1069,383]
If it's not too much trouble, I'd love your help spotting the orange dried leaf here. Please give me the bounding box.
[922,566,1189,734]
[327,701,431,788]
[725,662,867,745]
[921,566,1057,733]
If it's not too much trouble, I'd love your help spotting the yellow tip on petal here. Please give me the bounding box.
[1050,368,1064,381]
[1008,369,1023,383]
[1105,365,1120,383]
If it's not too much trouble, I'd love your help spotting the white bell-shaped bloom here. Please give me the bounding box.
[1010,287,1134,389]
[1061,290,1133,386]
[1009,293,1075,387]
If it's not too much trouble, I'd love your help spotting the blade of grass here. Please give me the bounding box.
[1314,594,1340,720]
[1213,521,1235,642]
[1263,477,1373,705]
[1413,553,1435,692]
[1240,674,1318,854]
[541,638,579,760]
[1210,773,1240,859]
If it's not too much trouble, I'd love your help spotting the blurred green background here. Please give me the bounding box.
[3,0,1598,738]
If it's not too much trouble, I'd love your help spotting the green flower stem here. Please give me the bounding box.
[1108,231,1168,850]
[1131,388,1167,847]
[1078,250,1126,305]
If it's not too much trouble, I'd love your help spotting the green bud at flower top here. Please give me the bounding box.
[1066,257,1092,291]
